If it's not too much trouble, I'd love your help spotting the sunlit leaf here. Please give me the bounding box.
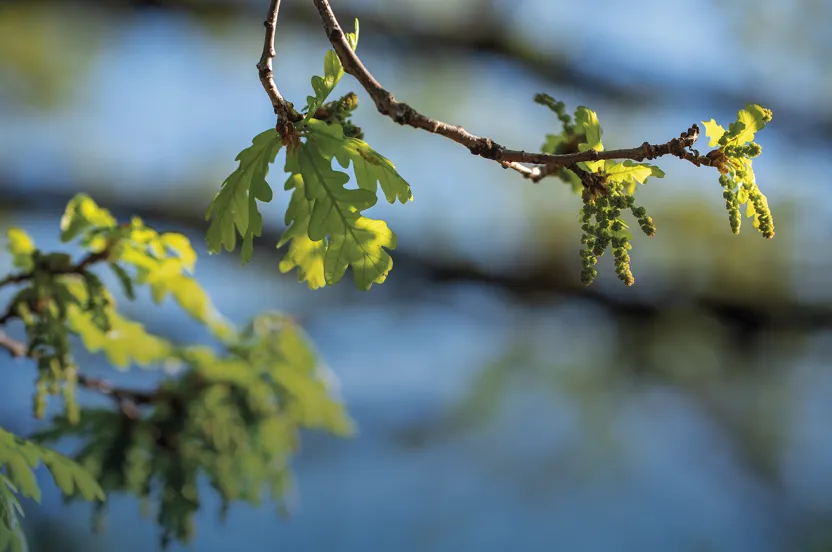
[575,106,604,172]
[301,20,359,126]
[161,233,196,273]
[702,119,725,147]
[332,136,413,204]
[59,194,116,245]
[5,228,35,271]
[605,160,665,194]
[205,129,282,259]
[277,184,327,289]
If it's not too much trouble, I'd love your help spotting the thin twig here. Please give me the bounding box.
[0,250,110,290]
[257,0,299,125]
[310,0,714,178]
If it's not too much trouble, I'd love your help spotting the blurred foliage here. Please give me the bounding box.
[0,195,352,549]
[445,305,804,488]
[0,427,105,552]
[726,0,830,88]
[0,4,104,109]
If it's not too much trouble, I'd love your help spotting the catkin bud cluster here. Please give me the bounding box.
[316,92,364,138]
[715,149,774,238]
[578,182,654,287]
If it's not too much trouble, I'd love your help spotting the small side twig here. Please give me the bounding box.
[310,0,714,179]
[0,250,110,290]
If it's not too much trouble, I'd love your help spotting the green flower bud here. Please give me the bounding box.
[580,267,598,286]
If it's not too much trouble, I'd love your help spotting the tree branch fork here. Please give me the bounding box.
[257,0,718,182]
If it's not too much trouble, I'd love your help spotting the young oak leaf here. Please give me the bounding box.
[541,133,568,154]
[240,195,264,265]
[59,194,117,246]
[301,19,360,127]
[604,160,665,194]
[702,119,725,147]
[726,104,771,145]
[324,216,395,290]
[205,129,281,261]
[278,180,328,289]
[305,120,412,204]
[0,475,26,552]
[0,427,105,504]
[67,302,173,368]
[297,142,378,241]
[702,104,772,147]
[280,148,397,289]
[5,228,36,271]
[304,119,348,157]
[334,138,413,204]
[574,106,604,172]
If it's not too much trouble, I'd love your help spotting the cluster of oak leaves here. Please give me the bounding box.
[0,18,773,551]
[205,21,773,289]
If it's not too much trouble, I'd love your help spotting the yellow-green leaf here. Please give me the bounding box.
[575,106,604,172]
[604,160,665,194]
[59,194,116,243]
[161,233,196,273]
[325,216,395,289]
[167,275,214,324]
[702,119,725,147]
[5,228,35,271]
[731,104,770,145]
[205,129,282,258]
[332,136,413,205]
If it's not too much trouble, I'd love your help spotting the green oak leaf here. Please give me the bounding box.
[324,216,395,289]
[702,119,725,147]
[205,129,281,262]
[59,194,117,245]
[108,262,136,300]
[297,142,377,241]
[0,427,105,504]
[68,304,172,368]
[278,151,396,289]
[304,118,348,157]
[703,104,771,147]
[278,180,328,289]
[541,133,567,154]
[160,233,196,273]
[306,120,412,204]
[301,19,360,127]
[5,228,35,271]
[0,474,26,552]
[728,104,770,145]
[334,137,413,204]
[604,160,665,194]
[575,106,604,172]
